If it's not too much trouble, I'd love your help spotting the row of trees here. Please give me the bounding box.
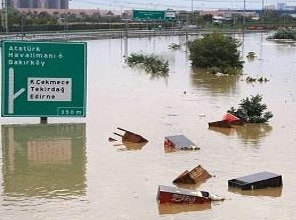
[3,9,296,28]
[177,10,296,26]
[2,9,121,27]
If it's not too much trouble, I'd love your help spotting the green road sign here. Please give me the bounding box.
[1,41,87,117]
[133,10,176,21]
[133,10,165,20]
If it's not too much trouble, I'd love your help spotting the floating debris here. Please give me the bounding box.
[246,76,269,83]
[113,127,148,143]
[157,185,211,204]
[246,52,256,59]
[246,76,257,82]
[222,113,241,122]
[228,172,283,190]
[208,113,244,128]
[169,43,182,50]
[173,165,212,184]
[157,185,224,204]
[257,77,269,83]
[164,135,200,152]
[108,137,117,142]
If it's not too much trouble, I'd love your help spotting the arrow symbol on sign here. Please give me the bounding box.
[8,67,26,114]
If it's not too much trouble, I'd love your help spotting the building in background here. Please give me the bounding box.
[277,3,296,11]
[7,0,69,9]
[60,0,69,9]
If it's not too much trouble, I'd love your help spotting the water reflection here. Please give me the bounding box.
[209,124,272,145]
[2,123,86,198]
[190,70,240,95]
[115,141,147,151]
[208,127,236,136]
[228,187,282,198]
[235,124,273,145]
[123,37,128,59]
[158,203,211,215]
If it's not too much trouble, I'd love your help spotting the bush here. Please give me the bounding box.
[127,53,169,77]
[189,33,243,74]
[228,94,273,123]
[268,29,296,40]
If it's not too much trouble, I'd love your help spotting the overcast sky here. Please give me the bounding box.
[70,0,295,11]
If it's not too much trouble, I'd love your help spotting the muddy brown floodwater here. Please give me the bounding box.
[0,32,296,220]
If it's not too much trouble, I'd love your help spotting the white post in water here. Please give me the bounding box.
[8,68,25,114]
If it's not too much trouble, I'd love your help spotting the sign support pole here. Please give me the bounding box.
[40,117,48,124]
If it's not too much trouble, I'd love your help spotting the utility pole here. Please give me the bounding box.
[261,0,264,23]
[1,0,8,33]
[21,14,24,39]
[191,0,193,25]
[243,0,246,29]
[186,12,189,42]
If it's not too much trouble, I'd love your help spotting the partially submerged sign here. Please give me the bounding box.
[173,165,212,184]
[157,185,211,204]
[228,172,283,190]
[164,135,200,152]
[208,113,244,128]
[1,41,87,117]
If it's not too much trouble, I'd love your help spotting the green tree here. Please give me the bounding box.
[202,14,213,22]
[189,32,243,74]
[262,10,280,23]
[268,29,296,40]
[36,12,57,25]
[228,94,273,123]
[7,9,22,25]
